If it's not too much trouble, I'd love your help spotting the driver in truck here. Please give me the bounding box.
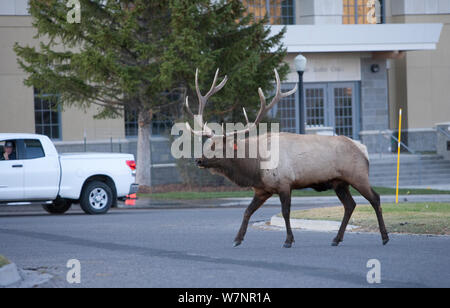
[0,141,16,161]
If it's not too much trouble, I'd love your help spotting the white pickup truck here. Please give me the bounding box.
[0,133,138,215]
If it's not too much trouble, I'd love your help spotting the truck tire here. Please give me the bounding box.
[42,199,72,215]
[80,181,113,215]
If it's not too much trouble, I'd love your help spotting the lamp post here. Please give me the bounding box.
[295,54,307,134]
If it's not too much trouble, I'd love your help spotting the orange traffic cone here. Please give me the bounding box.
[125,193,137,206]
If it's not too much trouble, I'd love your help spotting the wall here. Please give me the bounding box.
[390,0,450,16]
[0,0,29,15]
[0,16,36,134]
[436,122,450,160]
[0,15,125,141]
[297,0,343,25]
[387,1,450,130]
[360,58,389,131]
[284,52,363,83]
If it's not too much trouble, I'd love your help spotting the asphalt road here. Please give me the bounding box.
[0,204,449,288]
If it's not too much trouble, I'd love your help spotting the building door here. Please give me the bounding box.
[304,82,360,139]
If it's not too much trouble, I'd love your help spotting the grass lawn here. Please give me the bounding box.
[139,187,450,200]
[0,255,10,268]
[287,202,450,235]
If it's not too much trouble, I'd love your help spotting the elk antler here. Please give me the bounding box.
[229,68,297,136]
[185,68,228,137]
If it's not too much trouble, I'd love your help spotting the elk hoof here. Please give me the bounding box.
[283,242,292,248]
[331,238,342,246]
[382,238,390,246]
[233,240,242,247]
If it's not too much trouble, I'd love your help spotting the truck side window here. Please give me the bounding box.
[0,140,18,161]
[23,139,45,159]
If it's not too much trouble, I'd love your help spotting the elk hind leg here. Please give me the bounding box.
[352,182,389,245]
[332,183,356,246]
[279,190,294,248]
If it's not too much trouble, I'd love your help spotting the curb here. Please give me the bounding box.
[270,215,358,232]
[0,263,21,287]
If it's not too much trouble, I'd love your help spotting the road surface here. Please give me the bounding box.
[0,204,449,288]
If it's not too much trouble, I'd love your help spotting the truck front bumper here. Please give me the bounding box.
[129,184,139,195]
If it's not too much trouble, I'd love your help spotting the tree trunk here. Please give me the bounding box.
[136,109,152,187]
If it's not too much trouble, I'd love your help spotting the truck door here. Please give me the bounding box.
[21,139,60,200]
[0,140,24,201]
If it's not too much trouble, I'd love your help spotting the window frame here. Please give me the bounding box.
[243,0,296,25]
[124,109,174,138]
[34,89,62,141]
[21,139,46,160]
[343,0,385,25]
[124,109,139,138]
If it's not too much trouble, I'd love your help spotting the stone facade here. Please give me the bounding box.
[406,128,437,153]
[359,130,393,154]
[437,123,450,160]
[360,58,390,132]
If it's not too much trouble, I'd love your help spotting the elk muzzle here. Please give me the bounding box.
[195,158,206,168]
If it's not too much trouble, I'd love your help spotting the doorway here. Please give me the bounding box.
[304,82,360,139]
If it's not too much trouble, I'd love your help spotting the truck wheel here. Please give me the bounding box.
[80,181,112,215]
[42,199,72,215]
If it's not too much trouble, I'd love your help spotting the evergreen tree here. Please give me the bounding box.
[162,0,289,125]
[15,0,289,187]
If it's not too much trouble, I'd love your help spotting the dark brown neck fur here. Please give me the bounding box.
[211,157,263,188]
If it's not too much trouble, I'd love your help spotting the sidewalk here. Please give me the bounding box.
[118,194,450,209]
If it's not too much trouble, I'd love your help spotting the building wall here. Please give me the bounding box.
[297,0,343,25]
[0,16,36,134]
[387,1,450,131]
[360,57,389,131]
[0,15,125,141]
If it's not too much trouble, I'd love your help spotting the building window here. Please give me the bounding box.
[343,0,385,24]
[124,109,174,137]
[34,89,61,140]
[125,109,139,137]
[243,0,295,25]
[272,83,297,133]
[305,87,326,127]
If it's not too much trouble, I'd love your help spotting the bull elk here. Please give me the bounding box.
[185,68,389,248]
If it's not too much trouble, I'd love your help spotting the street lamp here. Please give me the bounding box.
[295,54,307,134]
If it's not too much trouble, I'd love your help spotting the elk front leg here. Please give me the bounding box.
[279,190,294,248]
[233,190,272,247]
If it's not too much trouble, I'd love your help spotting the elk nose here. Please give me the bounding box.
[195,159,203,167]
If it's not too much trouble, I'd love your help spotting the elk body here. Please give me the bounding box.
[185,68,389,248]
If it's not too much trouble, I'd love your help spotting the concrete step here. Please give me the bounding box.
[368,154,450,187]
[369,154,444,162]
[371,173,450,180]
[370,170,450,178]
[370,179,450,187]
[371,160,450,168]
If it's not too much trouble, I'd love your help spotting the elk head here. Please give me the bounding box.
[185,68,297,170]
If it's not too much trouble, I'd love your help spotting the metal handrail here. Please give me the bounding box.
[437,126,450,139]
[383,133,423,185]
[389,135,417,154]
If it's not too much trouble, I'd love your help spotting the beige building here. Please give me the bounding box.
[0,0,449,156]
[0,4,125,142]
[387,1,450,130]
